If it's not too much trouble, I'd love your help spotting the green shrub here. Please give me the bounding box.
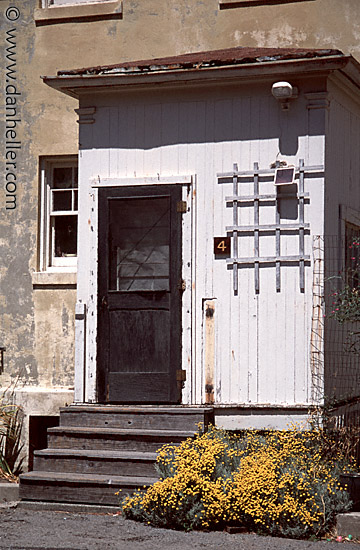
[121,426,354,538]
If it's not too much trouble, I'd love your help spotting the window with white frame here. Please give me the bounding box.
[219,0,314,7]
[44,0,112,6]
[40,158,78,270]
[36,0,122,25]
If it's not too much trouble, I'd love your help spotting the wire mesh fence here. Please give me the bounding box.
[313,235,360,465]
[322,234,360,408]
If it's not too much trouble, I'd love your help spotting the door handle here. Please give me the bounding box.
[101,295,108,308]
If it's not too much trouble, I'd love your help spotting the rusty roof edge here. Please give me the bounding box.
[43,54,350,82]
[42,54,352,99]
[56,47,344,77]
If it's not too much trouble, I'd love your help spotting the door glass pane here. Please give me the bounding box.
[109,197,170,291]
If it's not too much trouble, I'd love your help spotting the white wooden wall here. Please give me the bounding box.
[324,79,360,403]
[76,81,326,407]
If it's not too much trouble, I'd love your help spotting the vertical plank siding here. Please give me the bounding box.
[324,84,360,406]
[79,85,325,407]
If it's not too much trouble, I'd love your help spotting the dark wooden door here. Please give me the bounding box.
[97,185,182,403]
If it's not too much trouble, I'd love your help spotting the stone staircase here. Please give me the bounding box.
[19,405,214,506]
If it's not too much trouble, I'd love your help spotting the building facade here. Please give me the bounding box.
[1,0,360,464]
[46,47,360,427]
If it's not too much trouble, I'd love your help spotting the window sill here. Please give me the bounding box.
[34,0,122,26]
[219,0,314,8]
[32,271,77,288]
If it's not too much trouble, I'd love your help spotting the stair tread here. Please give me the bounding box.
[61,405,213,414]
[34,448,157,460]
[20,407,213,506]
[20,470,159,485]
[50,426,195,437]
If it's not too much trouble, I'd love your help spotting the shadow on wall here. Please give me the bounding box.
[88,88,318,155]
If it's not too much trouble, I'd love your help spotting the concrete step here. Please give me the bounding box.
[47,426,194,452]
[33,448,158,477]
[59,405,214,431]
[0,482,19,503]
[337,512,360,538]
[17,500,120,514]
[19,471,158,505]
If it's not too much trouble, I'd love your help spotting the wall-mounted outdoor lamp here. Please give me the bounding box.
[271,81,298,111]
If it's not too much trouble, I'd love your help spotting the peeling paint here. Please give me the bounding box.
[204,299,216,404]
[62,304,69,337]
[107,23,117,36]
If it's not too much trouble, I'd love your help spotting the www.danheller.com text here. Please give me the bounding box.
[3,5,22,211]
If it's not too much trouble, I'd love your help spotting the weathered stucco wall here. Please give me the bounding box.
[1,0,77,398]
[33,288,76,388]
[1,1,37,392]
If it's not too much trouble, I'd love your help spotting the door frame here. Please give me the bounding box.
[74,175,195,405]
[97,185,182,403]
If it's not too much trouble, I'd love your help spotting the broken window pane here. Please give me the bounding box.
[53,215,77,257]
[53,167,74,189]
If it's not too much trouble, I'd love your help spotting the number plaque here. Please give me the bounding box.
[214,237,231,257]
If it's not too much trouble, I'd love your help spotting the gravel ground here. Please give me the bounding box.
[0,507,353,550]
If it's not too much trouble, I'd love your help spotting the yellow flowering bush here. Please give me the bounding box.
[121,426,354,538]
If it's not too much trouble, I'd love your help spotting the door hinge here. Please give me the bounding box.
[176,369,187,382]
[178,279,186,292]
[177,200,187,213]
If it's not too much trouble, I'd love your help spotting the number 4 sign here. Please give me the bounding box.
[214,237,231,257]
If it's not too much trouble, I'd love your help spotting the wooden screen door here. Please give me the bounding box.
[97,185,182,403]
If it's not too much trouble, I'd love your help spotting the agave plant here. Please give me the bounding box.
[0,394,24,481]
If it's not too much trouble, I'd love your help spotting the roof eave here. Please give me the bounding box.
[43,55,351,99]
[338,56,360,91]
